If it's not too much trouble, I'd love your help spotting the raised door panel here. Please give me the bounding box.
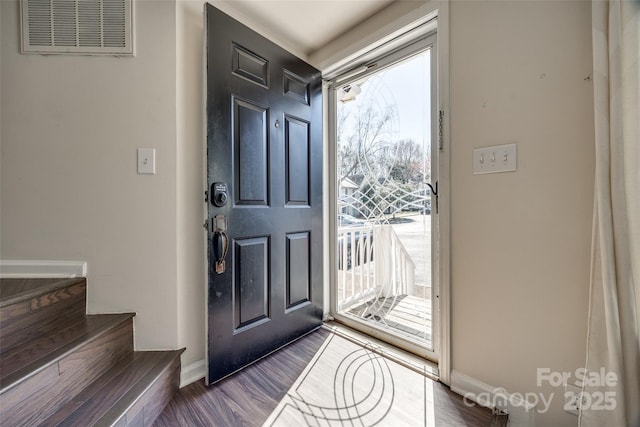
[286,232,311,312]
[232,98,269,206]
[284,116,310,206]
[233,236,270,332]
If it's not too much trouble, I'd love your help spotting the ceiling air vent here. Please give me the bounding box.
[21,0,133,55]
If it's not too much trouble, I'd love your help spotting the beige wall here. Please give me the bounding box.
[449,1,594,425]
[0,0,179,351]
[176,0,206,366]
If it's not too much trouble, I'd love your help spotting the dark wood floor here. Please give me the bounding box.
[154,329,507,427]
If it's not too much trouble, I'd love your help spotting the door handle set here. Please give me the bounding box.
[210,183,229,274]
[213,214,229,274]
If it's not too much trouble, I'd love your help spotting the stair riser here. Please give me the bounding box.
[144,356,182,426]
[0,318,133,426]
[0,282,86,352]
[106,355,182,427]
[127,356,181,427]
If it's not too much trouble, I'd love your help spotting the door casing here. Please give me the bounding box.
[326,10,450,380]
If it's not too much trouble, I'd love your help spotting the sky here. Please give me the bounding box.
[339,49,432,152]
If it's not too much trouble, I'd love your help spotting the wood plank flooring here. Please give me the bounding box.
[154,329,507,427]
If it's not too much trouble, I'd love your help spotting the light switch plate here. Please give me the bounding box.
[473,143,517,174]
[137,148,155,174]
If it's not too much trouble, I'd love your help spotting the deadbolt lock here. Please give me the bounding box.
[211,182,228,207]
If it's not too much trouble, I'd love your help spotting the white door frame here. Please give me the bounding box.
[323,1,451,384]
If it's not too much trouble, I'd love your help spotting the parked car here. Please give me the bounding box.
[338,214,366,227]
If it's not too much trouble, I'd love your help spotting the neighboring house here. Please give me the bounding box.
[338,177,360,217]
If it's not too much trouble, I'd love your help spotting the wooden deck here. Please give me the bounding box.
[346,294,432,344]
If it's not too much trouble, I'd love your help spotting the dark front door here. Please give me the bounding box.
[205,4,323,384]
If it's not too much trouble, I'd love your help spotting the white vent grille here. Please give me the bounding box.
[21,0,133,55]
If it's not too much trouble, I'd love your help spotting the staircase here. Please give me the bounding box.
[0,277,184,426]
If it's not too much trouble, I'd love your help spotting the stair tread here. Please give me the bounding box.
[0,278,85,307]
[0,278,182,426]
[43,350,183,427]
[97,348,184,426]
[1,280,87,354]
[0,313,135,393]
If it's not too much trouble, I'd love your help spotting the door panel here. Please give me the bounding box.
[283,71,310,104]
[206,4,323,384]
[233,236,270,331]
[284,116,310,206]
[286,231,311,310]
[233,98,269,206]
[232,44,269,87]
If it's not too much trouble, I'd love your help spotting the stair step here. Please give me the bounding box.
[0,278,85,305]
[43,349,184,427]
[1,278,87,352]
[0,313,135,426]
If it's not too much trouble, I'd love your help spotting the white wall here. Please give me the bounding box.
[0,0,179,352]
[449,1,594,425]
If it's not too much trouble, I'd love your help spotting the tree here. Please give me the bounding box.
[389,139,425,184]
[337,91,397,184]
[336,78,431,223]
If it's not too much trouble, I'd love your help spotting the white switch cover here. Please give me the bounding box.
[137,148,156,174]
[473,143,517,174]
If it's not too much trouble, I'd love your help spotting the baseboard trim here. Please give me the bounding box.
[0,260,87,278]
[181,359,206,388]
[450,370,535,427]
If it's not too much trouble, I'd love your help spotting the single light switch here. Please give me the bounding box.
[473,143,517,174]
[137,148,156,174]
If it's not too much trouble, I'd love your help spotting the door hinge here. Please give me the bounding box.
[203,220,209,231]
[204,190,209,203]
[438,110,444,150]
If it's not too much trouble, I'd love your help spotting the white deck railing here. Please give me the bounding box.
[337,225,415,311]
